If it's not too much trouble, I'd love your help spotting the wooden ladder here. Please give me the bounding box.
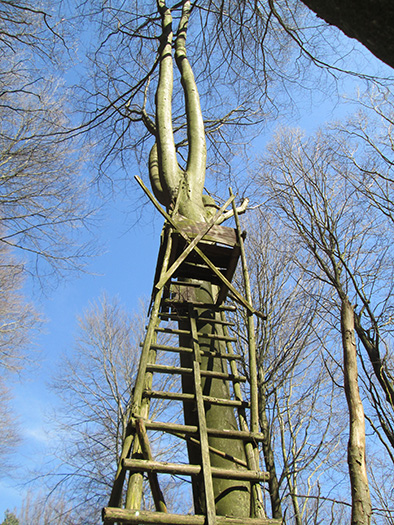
[103,184,281,524]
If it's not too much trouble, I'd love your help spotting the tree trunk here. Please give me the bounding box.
[179,282,251,518]
[341,298,372,525]
[258,386,282,519]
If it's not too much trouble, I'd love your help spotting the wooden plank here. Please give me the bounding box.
[122,458,269,481]
[146,363,246,382]
[176,242,235,269]
[130,419,266,441]
[155,195,235,291]
[146,364,194,375]
[143,389,249,407]
[150,343,242,360]
[103,508,283,524]
[173,216,237,246]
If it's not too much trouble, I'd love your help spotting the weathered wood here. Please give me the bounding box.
[149,343,243,360]
[146,363,246,382]
[188,305,217,525]
[159,307,236,323]
[122,458,270,481]
[231,191,259,435]
[143,389,250,408]
[135,176,262,318]
[155,195,235,291]
[129,419,266,441]
[173,215,237,246]
[155,326,236,342]
[103,508,282,524]
[135,419,167,513]
[124,226,175,510]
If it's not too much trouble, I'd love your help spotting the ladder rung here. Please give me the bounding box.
[130,419,265,441]
[201,370,246,382]
[201,350,242,360]
[197,332,236,342]
[143,390,194,402]
[163,300,236,311]
[146,364,193,375]
[150,343,192,354]
[155,326,190,336]
[122,458,269,481]
[154,326,236,343]
[159,312,234,327]
[149,343,242,360]
[143,390,250,408]
[102,508,282,524]
[146,364,246,382]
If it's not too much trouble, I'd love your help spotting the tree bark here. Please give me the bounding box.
[341,298,372,525]
[300,0,394,69]
[258,387,282,519]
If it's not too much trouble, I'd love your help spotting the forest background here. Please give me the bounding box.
[1,0,394,523]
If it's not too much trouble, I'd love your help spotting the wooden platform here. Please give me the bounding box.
[152,214,244,307]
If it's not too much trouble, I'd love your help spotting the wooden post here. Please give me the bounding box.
[135,418,167,513]
[189,304,217,525]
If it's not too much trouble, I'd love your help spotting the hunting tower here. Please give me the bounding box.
[102,179,282,525]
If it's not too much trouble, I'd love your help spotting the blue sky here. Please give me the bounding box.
[1,16,393,517]
[0,194,163,516]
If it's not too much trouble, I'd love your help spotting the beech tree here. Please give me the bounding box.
[64,0,394,520]
[257,125,394,524]
[231,212,348,522]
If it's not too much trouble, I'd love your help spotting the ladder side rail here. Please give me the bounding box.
[107,227,173,511]
[188,304,217,525]
[132,227,174,415]
[125,333,160,509]
[230,189,259,433]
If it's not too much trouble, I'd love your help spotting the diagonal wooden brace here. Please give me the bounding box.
[135,176,265,319]
[135,418,167,513]
[155,194,235,291]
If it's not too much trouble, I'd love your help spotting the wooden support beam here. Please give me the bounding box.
[122,458,270,481]
[135,419,167,513]
[135,176,264,319]
[103,508,283,524]
[155,195,235,291]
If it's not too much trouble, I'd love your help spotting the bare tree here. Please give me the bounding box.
[232,211,348,523]
[0,378,21,473]
[47,295,144,519]
[256,127,394,523]
[47,294,182,522]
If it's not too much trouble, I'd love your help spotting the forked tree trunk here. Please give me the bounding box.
[150,1,253,516]
[341,297,372,525]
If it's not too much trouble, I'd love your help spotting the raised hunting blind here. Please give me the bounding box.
[102,180,282,525]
